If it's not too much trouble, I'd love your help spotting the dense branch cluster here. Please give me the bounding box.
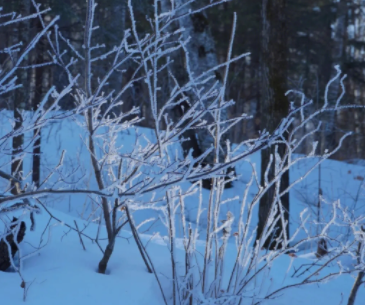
[0,1,364,305]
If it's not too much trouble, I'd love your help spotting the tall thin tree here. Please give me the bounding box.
[11,0,31,194]
[257,0,290,249]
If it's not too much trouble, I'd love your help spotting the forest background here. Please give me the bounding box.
[2,0,364,163]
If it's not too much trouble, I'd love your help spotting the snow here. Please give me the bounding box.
[2,211,363,305]
[1,113,365,304]
[2,208,167,304]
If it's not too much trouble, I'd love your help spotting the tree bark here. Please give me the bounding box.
[160,0,233,189]
[322,0,347,155]
[347,228,365,305]
[347,271,364,305]
[32,16,49,187]
[82,0,115,274]
[98,238,115,274]
[11,0,31,194]
[257,0,290,250]
[172,2,227,166]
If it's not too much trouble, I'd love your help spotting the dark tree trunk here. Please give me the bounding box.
[32,17,48,187]
[347,230,365,305]
[347,271,364,305]
[322,0,347,156]
[0,218,26,271]
[257,0,290,250]
[11,110,24,194]
[11,0,31,194]
[32,129,41,187]
[98,239,115,274]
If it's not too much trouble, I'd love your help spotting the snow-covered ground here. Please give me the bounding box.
[2,207,364,305]
[1,113,365,304]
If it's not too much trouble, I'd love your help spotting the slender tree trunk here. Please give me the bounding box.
[257,0,290,250]
[347,271,364,305]
[82,0,116,274]
[11,0,31,194]
[11,108,24,194]
[322,0,347,155]
[251,8,262,139]
[98,237,115,274]
[347,234,365,305]
[32,17,48,187]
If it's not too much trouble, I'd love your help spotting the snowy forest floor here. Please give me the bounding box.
[1,113,365,305]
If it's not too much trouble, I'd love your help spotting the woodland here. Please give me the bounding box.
[0,1,365,305]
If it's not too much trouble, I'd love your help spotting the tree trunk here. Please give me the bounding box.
[160,0,233,188]
[347,229,365,305]
[11,0,31,194]
[347,271,364,305]
[98,239,115,274]
[257,0,290,250]
[323,0,347,155]
[32,17,49,187]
